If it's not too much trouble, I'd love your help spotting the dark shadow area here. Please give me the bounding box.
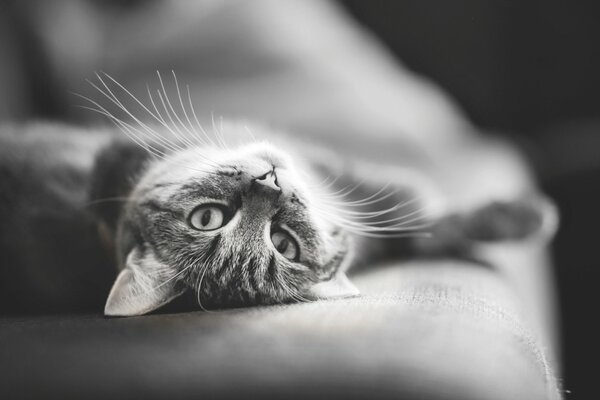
[340,1,599,397]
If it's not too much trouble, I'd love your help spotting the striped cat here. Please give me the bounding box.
[0,76,557,316]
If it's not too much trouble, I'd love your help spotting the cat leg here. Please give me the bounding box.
[450,194,559,243]
[411,194,559,264]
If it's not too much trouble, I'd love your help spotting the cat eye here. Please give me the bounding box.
[271,230,299,261]
[189,204,231,231]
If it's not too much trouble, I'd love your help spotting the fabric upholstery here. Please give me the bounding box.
[0,246,561,400]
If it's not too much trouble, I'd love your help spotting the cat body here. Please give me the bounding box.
[0,120,555,316]
[0,120,425,314]
[0,124,115,313]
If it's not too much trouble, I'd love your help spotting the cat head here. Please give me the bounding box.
[95,138,358,316]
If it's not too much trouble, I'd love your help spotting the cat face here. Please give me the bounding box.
[104,142,358,316]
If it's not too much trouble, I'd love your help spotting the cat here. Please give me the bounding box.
[0,76,557,317]
[0,121,385,315]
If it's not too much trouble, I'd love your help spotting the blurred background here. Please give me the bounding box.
[1,0,597,397]
[339,1,599,397]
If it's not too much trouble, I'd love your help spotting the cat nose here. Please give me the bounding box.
[253,169,281,193]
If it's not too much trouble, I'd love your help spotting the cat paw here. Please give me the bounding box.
[461,195,559,243]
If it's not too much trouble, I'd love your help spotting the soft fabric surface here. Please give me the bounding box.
[0,247,561,400]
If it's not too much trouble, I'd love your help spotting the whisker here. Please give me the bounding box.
[94,75,168,144]
[319,178,368,199]
[243,125,257,143]
[187,85,219,148]
[75,102,172,161]
[343,231,431,239]
[155,71,199,149]
[79,76,221,173]
[84,105,213,174]
[90,75,187,154]
[149,263,193,292]
[155,87,217,166]
[340,209,430,226]
[172,70,207,147]
[319,214,431,232]
[277,274,309,304]
[195,262,214,313]
[144,85,217,167]
[98,72,211,162]
[314,174,335,188]
[320,198,423,219]
[143,85,194,150]
[211,112,229,150]
[323,185,400,207]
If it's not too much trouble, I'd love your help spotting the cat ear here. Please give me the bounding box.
[104,248,184,317]
[305,272,360,300]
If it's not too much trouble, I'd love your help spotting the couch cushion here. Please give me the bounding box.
[0,250,561,400]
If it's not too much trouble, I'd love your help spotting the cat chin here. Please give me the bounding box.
[304,273,360,301]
